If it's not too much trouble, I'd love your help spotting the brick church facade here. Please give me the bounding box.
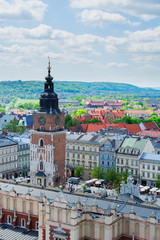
[30,60,66,187]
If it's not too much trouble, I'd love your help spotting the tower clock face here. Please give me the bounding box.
[55,115,60,125]
[38,116,46,125]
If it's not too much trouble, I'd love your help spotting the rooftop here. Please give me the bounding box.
[120,137,147,151]
[140,153,160,162]
[0,224,38,240]
[0,136,17,148]
[66,132,106,144]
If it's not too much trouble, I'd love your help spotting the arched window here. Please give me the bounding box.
[7,215,12,224]
[21,218,25,228]
[40,162,43,171]
[40,139,44,147]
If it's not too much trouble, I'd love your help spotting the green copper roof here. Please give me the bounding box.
[121,138,147,151]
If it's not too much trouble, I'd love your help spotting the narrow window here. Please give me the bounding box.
[21,218,26,228]
[7,215,12,224]
[40,161,43,171]
[40,139,44,147]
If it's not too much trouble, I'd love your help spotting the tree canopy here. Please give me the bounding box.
[74,167,84,178]
[91,166,104,179]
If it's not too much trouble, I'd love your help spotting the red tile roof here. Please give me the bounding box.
[143,121,159,131]
[136,130,160,138]
[12,110,26,115]
[86,123,106,132]
[125,124,141,135]
[76,115,92,123]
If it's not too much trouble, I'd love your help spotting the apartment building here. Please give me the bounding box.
[99,136,123,172]
[116,137,155,180]
[140,153,160,186]
[66,132,107,179]
[0,136,18,179]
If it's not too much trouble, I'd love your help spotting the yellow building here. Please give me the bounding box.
[66,132,107,179]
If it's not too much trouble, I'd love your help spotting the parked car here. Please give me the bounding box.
[68,177,80,185]
[84,189,92,193]
[15,177,24,183]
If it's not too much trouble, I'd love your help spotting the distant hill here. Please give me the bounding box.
[0,80,160,103]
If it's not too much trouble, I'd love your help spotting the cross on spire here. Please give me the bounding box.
[48,56,51,76]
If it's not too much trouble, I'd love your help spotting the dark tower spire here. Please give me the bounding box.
[38,58,61,114]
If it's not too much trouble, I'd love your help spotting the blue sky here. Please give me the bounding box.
[1,0,160,87]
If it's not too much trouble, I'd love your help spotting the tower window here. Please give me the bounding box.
[7,215,12,224]
[40,161,43,171]
[40,139,44,147]
[21,218,26,228]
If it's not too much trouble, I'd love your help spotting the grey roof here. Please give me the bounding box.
[0,224,38,240]
[12,136,30,145]
[0,136,17,148]
[116,202,160,221]
[67,132,106,144]
[100,128,127,135]
[153,141,160,149]
[0,115,19,128]
[35,171,46,177]
[120,137,147,151]
[25,115,33,127]
[140,153,160,162]
[119,193,144,204]
[2,182,160,223]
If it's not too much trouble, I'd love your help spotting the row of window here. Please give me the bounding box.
[117,158,138,166]
[142,164,160,171]
[1,156,17,163]
[117,168,138,175]
[101,160,114,166]
[66,159,97,169]
[67,152,97,161]
[118,148,139,155]
[18,151,29,156]
[142,172,155,179]
[67,145,97,152]
[2,163,17,171]
[18,144,29,150]
[101,154,114,160]
[18,157,30,161]
[0,147,17,154]
[101,146,111,151]
[117,159,160,171]
[7,215,38,230]
[18,162,29,168]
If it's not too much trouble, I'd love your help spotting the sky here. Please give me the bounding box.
[0,0,160,87]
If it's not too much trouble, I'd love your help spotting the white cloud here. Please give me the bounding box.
[0,0,47,21]
[103,26,160,57]
[107,62,129,68]
[1,22,160,70]
[70,0,160,21]
[105,36,127,53]
[78,9,126,26]
[0,24,105,66]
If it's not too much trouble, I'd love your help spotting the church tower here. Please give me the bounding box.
[30,59,66,187]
